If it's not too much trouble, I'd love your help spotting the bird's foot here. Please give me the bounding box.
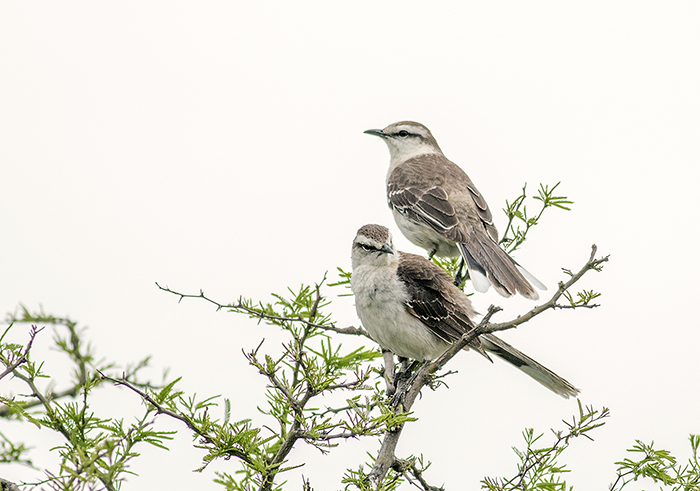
[390,359,424,409]
[382,350,397,396]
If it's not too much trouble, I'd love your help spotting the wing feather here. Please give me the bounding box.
[397,253,476,343]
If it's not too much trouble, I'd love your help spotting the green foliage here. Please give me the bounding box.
[561,289,601,308]
[429,256,467,288]
[0,430,32,466]
[107,277,397,490]
[482,403,700,491]
[329,267,354,296]
[610,435,700,490]
[559,260,605,309]
[343,459,405,491]
[3,279,410,490]
[482,401,610,491]
[0,309,171,491]
[501,182,572,254]
[342,454,443,491]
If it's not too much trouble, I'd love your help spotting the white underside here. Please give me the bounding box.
[392,210,460,258]
[351,258,451,361]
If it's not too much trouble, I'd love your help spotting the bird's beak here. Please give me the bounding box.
[380,244,394,255]
[364,129,387,138]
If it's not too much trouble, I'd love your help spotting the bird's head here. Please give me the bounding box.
[351,224,397,269]
[364,121,442,164]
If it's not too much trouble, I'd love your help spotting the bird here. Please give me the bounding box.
[350,224,578,398]
[364,121,546,299]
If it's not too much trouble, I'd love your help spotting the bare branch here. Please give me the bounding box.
[407,461,444,491]
[485,245,609,335]
[368,424,405,489]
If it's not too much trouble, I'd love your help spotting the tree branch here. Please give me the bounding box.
[368,423,406,489]
[0,325,44,382]
[99,372,255,466]
[486,245,608,335]
[407,461,444,491]
[155,282,370,338]
[368,245,608,488]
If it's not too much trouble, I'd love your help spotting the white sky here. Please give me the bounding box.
[1,2,699,490]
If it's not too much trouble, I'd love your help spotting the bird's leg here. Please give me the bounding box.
[428,247,437,260]
[382,350,397,396]
[391,358,423,408]
[453,257,468,287]
[402,360,429,395]
[396,357,416,382]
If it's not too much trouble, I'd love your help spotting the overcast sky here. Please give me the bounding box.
[1,2,699,490]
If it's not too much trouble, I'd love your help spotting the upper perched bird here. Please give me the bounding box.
[364,121,545,299]
[350,224,578,398]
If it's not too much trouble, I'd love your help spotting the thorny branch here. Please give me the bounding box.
[0,312,89,419]
[1,313,173,491]
[486,245,608,334]
[155,282,370,338]
[243,340,375,490]
[102,330,375,490]
[7,359,117,491]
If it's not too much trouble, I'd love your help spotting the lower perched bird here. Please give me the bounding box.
[364,121,546,299]
[350,224,578,398]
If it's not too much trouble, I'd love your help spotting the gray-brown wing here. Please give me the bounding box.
[388,182,459,236]
[462,172,498,242]
[387,155,498,242]
[396,253,475,343]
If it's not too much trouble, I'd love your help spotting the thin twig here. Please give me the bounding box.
[0,325,44,382]
[407,462,444,491]
[486,245,609,335]
[100,372,255,466]
[155,282,370,338]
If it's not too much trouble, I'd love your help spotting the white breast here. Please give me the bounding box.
[351,261,451,361]
[392,209,461,258]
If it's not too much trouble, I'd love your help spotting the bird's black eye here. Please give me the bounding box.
[398,130,409,137]
[360,243,374,251]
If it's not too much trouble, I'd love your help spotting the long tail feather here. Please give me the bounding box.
[480,333,579,398]
[458,234,541,300]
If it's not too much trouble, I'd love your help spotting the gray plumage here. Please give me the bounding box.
[365,121,546,299]
[350,224,578,398]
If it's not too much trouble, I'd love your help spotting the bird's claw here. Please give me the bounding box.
[390,359,424,409]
